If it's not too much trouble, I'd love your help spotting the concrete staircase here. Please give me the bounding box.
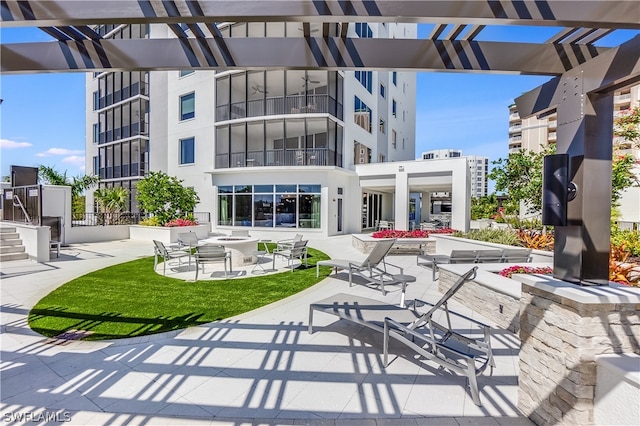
[0,226,29,262]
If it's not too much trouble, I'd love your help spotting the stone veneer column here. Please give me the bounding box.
[516,275,640,425]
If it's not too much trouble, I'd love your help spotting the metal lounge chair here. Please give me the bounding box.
[316,239,413,299]
[501,248,533,263]
[308,266,494,406]
[272,239,308,272]
[417,249,478,281]
[153,239,190,275]
[195,244,232,280]
[475,250,503,263]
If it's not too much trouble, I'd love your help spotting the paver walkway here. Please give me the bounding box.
[0,234,533,425]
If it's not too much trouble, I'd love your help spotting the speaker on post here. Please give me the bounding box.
[542,154,568,226]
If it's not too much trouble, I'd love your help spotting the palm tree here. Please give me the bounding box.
[94,187,129,224]
[94,187,129,213]
[38,165,99,198]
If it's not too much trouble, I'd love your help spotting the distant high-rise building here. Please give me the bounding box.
[421,150,488,198]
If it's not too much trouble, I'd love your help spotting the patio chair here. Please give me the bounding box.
[308,266,494,407]
[272,239,308,272]
[195,244,232,280]
[177,231,201,266]
[378,220,392,230]
[276,233,303,250]
[231,230,250,237]
[153,240,190,275]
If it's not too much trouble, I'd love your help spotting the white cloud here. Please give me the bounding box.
[37,147,84,157]
[62,155,85,166]
[0,139,32,149]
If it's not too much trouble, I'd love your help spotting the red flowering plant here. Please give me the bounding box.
[499,265,553,279]
[164,217,199,227]
[372,228,457,239]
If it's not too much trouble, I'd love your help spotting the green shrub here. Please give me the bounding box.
[611,229,640,257]
[453,228,523,246]
[139,216,161,227]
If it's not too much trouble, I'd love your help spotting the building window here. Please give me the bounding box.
[391,129,397,149]
[217,184,321,228]
[93,156,99,175]
[379,118,385,134]
[180,70,194,77]
[392,72,397,86]
[355,23,373,38]
[355,71,372,93]
[180,137,195,164]
[180,92,195,120]
[354,96,372,133]
[93,123,100,144]
[392,99,397,117]
[380,83,385,98]
[93,91,99,110]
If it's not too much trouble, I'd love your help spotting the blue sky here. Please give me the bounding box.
[1,25,638,181]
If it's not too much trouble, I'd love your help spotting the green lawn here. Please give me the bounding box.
[29,245,331,341]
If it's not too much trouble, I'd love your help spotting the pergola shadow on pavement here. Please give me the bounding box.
[0,237,529,424]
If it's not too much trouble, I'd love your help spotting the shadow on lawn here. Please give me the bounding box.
[28,307,206,340]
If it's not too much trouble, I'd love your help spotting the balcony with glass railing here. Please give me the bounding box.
[216,94,334,121]
[216,148,336,169]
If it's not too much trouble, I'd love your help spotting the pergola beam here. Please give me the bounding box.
[0,37,609,74]
[515,35,640,117]
[1,0,639,29]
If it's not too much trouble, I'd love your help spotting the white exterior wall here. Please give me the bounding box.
[163,70,217,213]
[85,73,100,211]
[208,167,359,237]
[343,23,417,169]
[356,158,470,232]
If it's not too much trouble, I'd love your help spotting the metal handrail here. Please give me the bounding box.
[12,195,32,225]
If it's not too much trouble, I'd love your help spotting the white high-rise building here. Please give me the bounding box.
[85,22,417,236]
[421,150,489,198]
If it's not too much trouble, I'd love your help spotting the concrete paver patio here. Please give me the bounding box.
[0,234,532,425]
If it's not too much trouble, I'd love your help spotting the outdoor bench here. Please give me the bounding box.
[417,248,532,280]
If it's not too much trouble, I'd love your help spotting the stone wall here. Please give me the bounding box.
[517,278,640,425]
[438,267,520,333]
[351,234,435,255]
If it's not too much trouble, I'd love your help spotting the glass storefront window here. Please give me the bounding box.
[254,194,274,227]
[218,194,232,225]
[234,194,252,226]
[276,194,297,228]
[299,194,321,228]
[217,184,321,228]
